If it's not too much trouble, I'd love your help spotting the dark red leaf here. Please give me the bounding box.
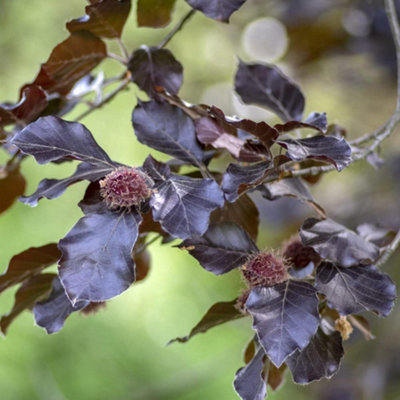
[0,273,56,334]
[0,243,60,293]
[235,61,305,122]
[186,0,247,22]
[180,222,258,275]
[286,328,343,384]
[29,31,107,95]
[128,47,183,96]
[274,112,328,134]
[210,194,259,241]
[137,0,176,28]
[315,262,396,317]
[246,281,320,367]
[67,0,131,38]
[33,276,88,334]
[267,363,287,391]
[0,85,47,127]
[276,136,352,171]
[168,299,244,344]
[0,161,26,214]
[58,205,142,303]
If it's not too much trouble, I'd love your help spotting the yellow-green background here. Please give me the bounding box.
[1,1,399,399]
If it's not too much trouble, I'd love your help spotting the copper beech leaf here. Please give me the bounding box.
[258,177,326,217]
[0,161,26,214]
[180,222,257,274]
[0,273,56,334]
[274,112,328,134]
[300,218,380,267]
[235,61,305,122]
[28,30,107,95]
[267,362,287,391]
[137,0,176,27]
[186,0,247,22]
[210,193,259,241]
[233,348,267,400]
[34,277,89,334]
[128,47,183,96]
[67,0,131,38]
[276,136,352,171]
[315,262,396,317]
[168,299,244,344]
[0,243,60,293]
[246,281,320,367]
[21,163,113,207]
[11,116,115,167]
[132,101,205,165]
[222,161,270,202]
[0,85,47,127]
[58,205,142,304]
[143,156,224,239]
[286,328,344,384]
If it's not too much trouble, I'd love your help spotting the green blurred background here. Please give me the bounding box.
[1,0,400,399]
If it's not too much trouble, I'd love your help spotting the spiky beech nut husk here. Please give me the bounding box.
[335,316,353,341]
[100,167,151,209]
[282,237,321,269]
[242,252,288,287]
[235,289,250,315]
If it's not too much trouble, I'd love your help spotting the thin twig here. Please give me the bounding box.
[158,9,196,49]
[117,37,130,62]
[75,77,131,121]
[107,52,128,65]
[385,0,400,111]
[375,229,400,268]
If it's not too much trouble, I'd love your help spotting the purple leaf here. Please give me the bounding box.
[128,47,183,96]
[0,273,56,334]
[21,162,113,207]
[233,348,267,400]
[11,116,114,167]
[276,136,352,171]
[58,205,142,303]
[180,222,258,274]
[222,161,270,202]
[300,218,380,267]
[0,243,60,293]
[33,277,88,334]
[246,281,320,367]
[186,0,247,22]
[286,328,343,384]
[235,61,305,122]
[258,177,326,217]
[274,112,328,134]
[168,299,244,344]
[66,0,131,38]
[144,156,224,239]
[315,262,396,317]
[132,101,205,165]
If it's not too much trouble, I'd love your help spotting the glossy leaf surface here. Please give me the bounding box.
[233,348,267,400]
[180,222,258,274]
[246,281,320,367]
[11,116,114,166]
[286,328,344,384]
[59,205,141,303]
[67,0,131,38]
[186,0,246,22]
[300,218,379,267]
[315,262,396,317]
[235,61,305,122]
[144,156,223,239]
[128,47,183,96]
[34,277,88,334]
[132,101,205,165]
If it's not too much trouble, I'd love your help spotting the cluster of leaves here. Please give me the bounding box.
[0,1,398,399]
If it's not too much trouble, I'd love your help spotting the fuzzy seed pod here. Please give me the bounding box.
[283,237,321,269]
[242,252,288,287]
[100,167,151,209]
